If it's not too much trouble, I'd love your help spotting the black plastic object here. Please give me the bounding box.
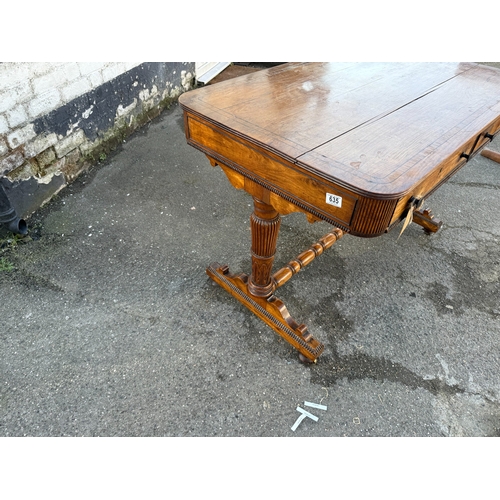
[0,184,28,235]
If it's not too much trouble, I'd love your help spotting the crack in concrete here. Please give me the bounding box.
[448,181,500,190]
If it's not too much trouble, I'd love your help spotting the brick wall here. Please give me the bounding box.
[0,62,195,219]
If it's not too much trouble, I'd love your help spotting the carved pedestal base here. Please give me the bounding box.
[206,188,344,363]
[207,263,324,362]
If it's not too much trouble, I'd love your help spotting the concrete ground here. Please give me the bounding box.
[1,78,499,438]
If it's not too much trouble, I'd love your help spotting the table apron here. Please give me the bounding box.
[184,113,401,237]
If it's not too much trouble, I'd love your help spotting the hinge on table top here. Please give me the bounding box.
[461,131,495,161]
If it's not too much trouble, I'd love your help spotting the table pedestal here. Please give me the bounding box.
[207,195,344,363]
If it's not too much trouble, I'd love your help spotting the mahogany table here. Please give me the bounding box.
[179,62,500,363]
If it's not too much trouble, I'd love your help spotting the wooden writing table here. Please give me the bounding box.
[179,62,500,363]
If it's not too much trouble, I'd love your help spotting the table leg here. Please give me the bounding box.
[206,196,330,362]
[248,197,281,298]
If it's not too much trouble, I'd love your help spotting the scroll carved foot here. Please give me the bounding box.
[206,263,324,362]
[412,208,442,234]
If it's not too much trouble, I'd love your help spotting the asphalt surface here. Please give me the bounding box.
[1,91,499,437]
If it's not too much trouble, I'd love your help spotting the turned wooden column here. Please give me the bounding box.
[247,197,281,298]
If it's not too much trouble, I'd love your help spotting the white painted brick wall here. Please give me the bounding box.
[101,63,128,83]
[27,89,63,122]
[24,133,58,158]
[0,83,32,114]
[32,68,67,95]
[0,61,139,182]
[0,63,31,91]
[0,115,8,135]
[1,62,142,127]
[61,77,93,103]
[7,124,37,149]
[0,61,195,217]
[78,62,106,75]
[87,70,104,88]
[54,129,86,158]
[0,150,24,175]
[5,104,28,129]
[0,138,8,156]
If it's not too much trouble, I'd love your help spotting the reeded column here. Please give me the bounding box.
[247,197,281,298]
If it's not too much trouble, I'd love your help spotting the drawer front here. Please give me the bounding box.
[389,118,500,228]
